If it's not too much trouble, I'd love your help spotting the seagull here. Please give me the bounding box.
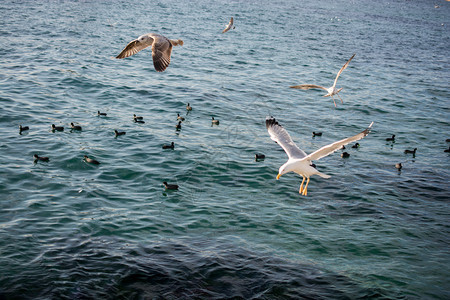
[116,33,184,72]
[266,116,373,196]
[290,54,356,107]
[222,17,234,33]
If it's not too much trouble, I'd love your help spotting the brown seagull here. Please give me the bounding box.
[116,33,183,72]
[222,17,234,33]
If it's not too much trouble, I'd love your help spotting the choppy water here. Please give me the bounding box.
[1,0,449,299]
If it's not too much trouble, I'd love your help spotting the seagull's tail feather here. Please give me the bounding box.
[317,171,331,179]
[171,39,184,46]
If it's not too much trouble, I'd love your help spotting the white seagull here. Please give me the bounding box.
[116,33,184,72]
[222,17,234,33]
[290,53,356,107]
[266,116,373,196]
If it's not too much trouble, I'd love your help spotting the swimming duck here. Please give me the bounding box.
[175,121,182,130]
[34,154,49,162]
[51,124,64,131]
[211,117,219,125]
[133,114,143,121]
[177,113,185,121]
[340,145,346,150]
[84,155,100,165]
[255,153,265,160]
[312,131,322,137]
[98,111,107,116]
[163,181,179,190]
[444,146,450,153]
[19,125,29,133]
[186,103,192,111]
[341,152,350,158]
[395,163,402,170]
[351,143,360,149]
[71,123,82,131]
[404,148,417,155]
[386,135,395,141]
[162,142,175,149]
[114,130,126,136]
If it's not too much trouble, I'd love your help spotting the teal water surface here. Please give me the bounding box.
[1,0,449,299]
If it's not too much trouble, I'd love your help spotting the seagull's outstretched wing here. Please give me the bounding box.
[332,53,355,88]
[290,84,328,91]
[222,17,234,33]
[306,122,373,161]
[266,117,307,159]
[116,36,153,59]
[151,35,173,72]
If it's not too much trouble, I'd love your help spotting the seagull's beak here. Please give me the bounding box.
[276,173,281,180]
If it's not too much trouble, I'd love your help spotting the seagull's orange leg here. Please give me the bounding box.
[337,93,344,104]
[299,175,306,194]
[331,96,337,107]
[302,177,310,196]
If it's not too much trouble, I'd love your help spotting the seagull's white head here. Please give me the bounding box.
[138,35,151,43]
[277,162,293,180]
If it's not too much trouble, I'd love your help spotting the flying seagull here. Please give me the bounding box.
[116,33,184,72]
[222,17,234,33]
[290,54,356,107]
[266,116,373,196]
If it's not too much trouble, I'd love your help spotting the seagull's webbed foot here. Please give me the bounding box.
[299,176,306,194]
[302,177,310,196]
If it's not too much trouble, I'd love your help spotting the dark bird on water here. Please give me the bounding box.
[341,152,350,158]
[386,135,395,141]
[186,103,192,111]
[19,125,29,133]
[395,163,402,170]
[98,111,107,116]
[71,123,82,131]
[211,117,219,125]
[255,153,265,161]
[52,124,64,131]
[133,114,143,121]
[177,113,185,121]
[84,155,100,165]
[444,146,450,153]
[162,142,175,149]
[404,148,417,155]
[352,143,360,149]
[176,121,182,130]
[163,182,178,190]
[312,131,322,137]
[34,154,49,162]
[115,130,126,136]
